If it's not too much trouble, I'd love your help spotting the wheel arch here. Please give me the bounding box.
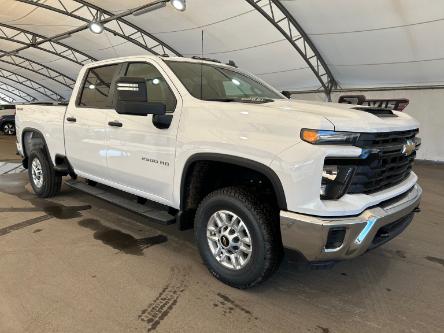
[180,153,287,211]
[21,128,52,169]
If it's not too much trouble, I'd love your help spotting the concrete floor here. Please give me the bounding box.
[0,135,20,162]
[0,136,443,333]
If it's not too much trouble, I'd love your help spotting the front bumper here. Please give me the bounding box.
[280,184,422,261]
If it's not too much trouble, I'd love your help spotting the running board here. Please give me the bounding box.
[65,179,176,225]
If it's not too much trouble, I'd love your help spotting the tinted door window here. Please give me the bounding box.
[79,64,120,108]
[125,62,177,112]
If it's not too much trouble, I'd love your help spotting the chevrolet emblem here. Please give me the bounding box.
[401,139,416,156]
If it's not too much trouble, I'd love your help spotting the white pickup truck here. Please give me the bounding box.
[16,55,422,288]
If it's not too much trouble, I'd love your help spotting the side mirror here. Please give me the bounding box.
[115,77,166,116]
[281,91,292,99]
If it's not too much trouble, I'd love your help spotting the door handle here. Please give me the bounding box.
[66,117,76,123]
[108,121,123,128]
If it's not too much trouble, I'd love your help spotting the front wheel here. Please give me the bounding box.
[28,150,62,198]
[2,122,15,135]
[195,187,282,289]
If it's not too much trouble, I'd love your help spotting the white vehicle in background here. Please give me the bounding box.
[15,55,422,288]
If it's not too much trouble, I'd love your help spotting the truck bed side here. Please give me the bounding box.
[15,104,67,164]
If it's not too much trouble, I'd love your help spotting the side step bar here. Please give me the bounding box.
[65,179,176,225]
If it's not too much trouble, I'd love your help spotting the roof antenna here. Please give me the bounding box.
[200,30,204,99]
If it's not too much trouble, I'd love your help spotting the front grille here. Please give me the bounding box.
[348,129,418,194]
[325,129,419,196]
[355,129,418,148]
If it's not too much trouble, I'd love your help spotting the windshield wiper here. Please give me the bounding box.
[240,97,274,104]
[204,97,275,103]
[204,98,238,102]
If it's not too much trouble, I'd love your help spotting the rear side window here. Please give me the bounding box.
[79,64,120,108]
[125,62,177,112]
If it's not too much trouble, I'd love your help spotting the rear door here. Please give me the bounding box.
[105,60,182,205]
[64,63,122,179]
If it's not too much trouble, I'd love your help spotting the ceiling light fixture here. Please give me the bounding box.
[133,0,186,16]
[89,20,104,34]
[170,0,186,11]
[89,12,104,34]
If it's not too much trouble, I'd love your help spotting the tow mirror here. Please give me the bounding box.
[115,77,166,116]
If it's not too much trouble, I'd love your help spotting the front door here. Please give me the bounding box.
[64,63,122,180]
[105,61,181,206]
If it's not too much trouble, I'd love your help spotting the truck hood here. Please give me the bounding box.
[261,99,419,132]
[189,98,419,157]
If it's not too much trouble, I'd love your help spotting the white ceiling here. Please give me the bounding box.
[0,0,443,103]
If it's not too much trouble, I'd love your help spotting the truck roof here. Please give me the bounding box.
[83,55,234,69]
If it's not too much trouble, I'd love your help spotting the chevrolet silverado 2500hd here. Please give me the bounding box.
[15,56,422,288]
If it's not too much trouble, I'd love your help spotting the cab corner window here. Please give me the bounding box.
[79,64,120,108]
[125,62,177,112]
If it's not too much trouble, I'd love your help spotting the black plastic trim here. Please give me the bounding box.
[21,128,53,168]
[54,154,77,178]
[180,153,287,210]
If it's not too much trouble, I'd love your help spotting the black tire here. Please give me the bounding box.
[194,187,282,289]
[2,122,15,135]
[28,149,62,198]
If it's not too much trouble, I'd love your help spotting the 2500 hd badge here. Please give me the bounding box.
[142,157,170,166]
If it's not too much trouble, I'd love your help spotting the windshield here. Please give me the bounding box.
[165,60,283,102]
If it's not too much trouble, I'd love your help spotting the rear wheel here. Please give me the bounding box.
[195,187,282,289]
[2,122,15,135]
[28,150,62,198]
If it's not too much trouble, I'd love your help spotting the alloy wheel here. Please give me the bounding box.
[31,158,44,188]
[3,123,15,135]
[206,210,253,270]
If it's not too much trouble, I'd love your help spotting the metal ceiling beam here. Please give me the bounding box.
[0,0,184,99]
[245,0,337,100]
[0,54,76,88]
[16,0,181,57]
[0,91,15,103]
[0,68,65,101]
[0,82,36,102]
[0,23,96,65]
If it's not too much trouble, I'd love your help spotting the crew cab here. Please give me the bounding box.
[15,55,422,288]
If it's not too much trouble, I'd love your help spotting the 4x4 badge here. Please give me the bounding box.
[401,139,416,156]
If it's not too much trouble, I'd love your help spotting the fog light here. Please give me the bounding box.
[325,227,346,250]
[321,164,355,199]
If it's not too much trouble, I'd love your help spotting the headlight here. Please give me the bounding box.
[414,137,421,150]
[301,129,360,145]
[321,164,356,200]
